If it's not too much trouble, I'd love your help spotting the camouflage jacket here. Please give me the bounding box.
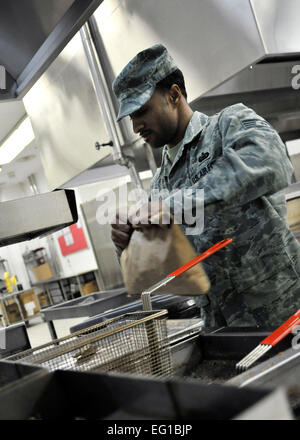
[150,103,300,327]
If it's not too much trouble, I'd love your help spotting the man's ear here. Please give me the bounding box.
[169,84,181,105]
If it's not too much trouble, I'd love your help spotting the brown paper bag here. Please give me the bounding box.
[120,220,210,296]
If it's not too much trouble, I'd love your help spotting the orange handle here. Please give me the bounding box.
[168,238,233,278]
[261,309,300,346]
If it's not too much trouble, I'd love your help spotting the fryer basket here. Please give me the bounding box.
[6,310,172,378]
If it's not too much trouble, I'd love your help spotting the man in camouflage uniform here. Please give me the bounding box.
[111,44,300,327]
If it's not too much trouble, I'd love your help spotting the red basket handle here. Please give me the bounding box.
[168,238,233,278]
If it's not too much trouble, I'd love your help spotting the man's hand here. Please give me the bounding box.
[111,212,133,250]
[128,200,171,230]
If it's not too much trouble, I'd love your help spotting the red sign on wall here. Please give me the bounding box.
[58,222,88,256]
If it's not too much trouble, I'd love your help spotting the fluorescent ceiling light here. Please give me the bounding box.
[0,117,35,165]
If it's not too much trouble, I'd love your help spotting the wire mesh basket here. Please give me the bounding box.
[7,310,173,378]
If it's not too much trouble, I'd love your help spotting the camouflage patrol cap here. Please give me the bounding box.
[113,44,178,121]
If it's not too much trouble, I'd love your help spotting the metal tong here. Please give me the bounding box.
[236,308,300,371]
[141,238,232,311]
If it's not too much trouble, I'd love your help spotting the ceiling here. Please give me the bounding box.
[0,140,42,188]
[0,100,43,189]
[0,100,26,141]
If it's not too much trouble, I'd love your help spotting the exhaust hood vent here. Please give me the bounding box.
[0,189,78,247]
[0,0,103,101]
[188,0,300,141]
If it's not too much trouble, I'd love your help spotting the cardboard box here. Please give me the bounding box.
[37,291,50,308]
[33,263,53,282]
[6,303,22,323]
[287,198,300,231]
[82,280,99,296]
[19,290,40,317]
[0,301,22,324]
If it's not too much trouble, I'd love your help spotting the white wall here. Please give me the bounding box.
[0,182,28,202]
[75,174,132,203]
[34,167,51,193]
[50,189,99,278]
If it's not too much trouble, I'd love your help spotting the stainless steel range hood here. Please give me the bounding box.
[0,0,103,101]
[19,0,300,192]
[0,189,78,247]
[189,0,300,141]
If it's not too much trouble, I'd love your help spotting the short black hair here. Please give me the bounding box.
[156,68,187,100]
